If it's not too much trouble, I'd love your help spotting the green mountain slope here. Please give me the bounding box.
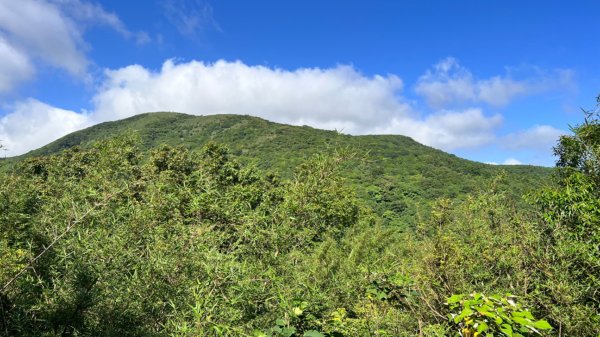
[2,112,551,225]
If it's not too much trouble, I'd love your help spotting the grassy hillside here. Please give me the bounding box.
[1,112,551,226]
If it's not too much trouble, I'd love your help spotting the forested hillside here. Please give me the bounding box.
[1,105,598,336]
[1,113,551,227]
[2,0,598,335]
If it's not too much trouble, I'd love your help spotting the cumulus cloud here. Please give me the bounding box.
[0,0,148,92]
[3,57,569,159]
[90,60,408,132]
[415,58,477,107]
[503,124,565,151]
[0,99,90,156]
[374,108,502,150]
[415,57,575,108]
[89,59,502,151]
[3,58,573,160]
[1,59,508,156]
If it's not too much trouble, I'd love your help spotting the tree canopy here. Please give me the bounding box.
[1,98,599,336]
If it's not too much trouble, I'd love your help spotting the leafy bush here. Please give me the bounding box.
[447,293,552,337]
[1,98,599,336]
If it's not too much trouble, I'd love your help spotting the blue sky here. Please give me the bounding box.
[1,0,599,166]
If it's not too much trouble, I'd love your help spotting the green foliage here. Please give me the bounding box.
[554,96,600,181]
[447,293,551,337]
[2,112,550,227]
[525,97,600,335]
[1,99,599,336]
[1,134,370,336]
[254,301,325,337]
[0,135,561,336]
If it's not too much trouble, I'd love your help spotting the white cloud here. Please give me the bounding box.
[414,58,477,107]
[91,60,503,151]
[0,0,87,76]
[2,59,565,159]
[162,0,221,37]
[0,0,149,92]
[0,99,90,156]
[90,60,408,133]
[373,108,502,150]
[415,57,575,108]
[503,125,565,151]
[502,158,523,165]
[477,77,529,106]
[53,0,151,44]
[0,36,35,93]
[1,59,508,156]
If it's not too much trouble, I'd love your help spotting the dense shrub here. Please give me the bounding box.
[1,98,599,336]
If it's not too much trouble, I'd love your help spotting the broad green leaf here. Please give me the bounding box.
[512,317,531,326]
[447,294,463,304]
[500,323,513,337]
[533,320,552,330]
[281,327,296,337]
[522,311,534,320]
[303,330,325,337]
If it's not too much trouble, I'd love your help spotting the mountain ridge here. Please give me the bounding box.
[1,112,551,226]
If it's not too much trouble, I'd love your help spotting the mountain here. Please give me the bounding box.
[5,111,586,336]
[1,112,551,225]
